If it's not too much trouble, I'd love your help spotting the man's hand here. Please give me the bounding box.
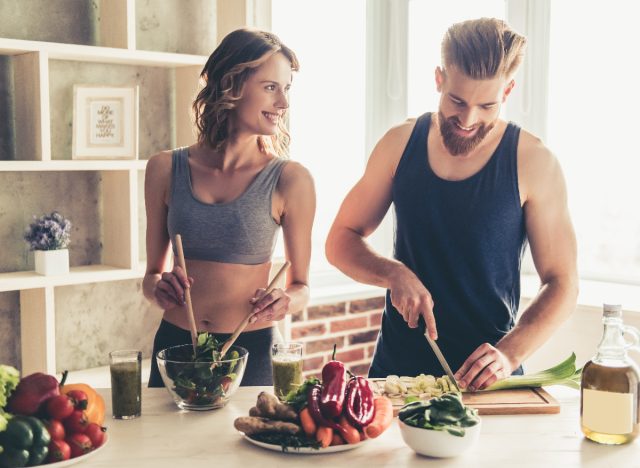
[455,343,515,391]
[388,266,438,339]
[249,288,291,323]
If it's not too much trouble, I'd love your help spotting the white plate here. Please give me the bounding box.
[242,434,367,454]
[46,434,108,467]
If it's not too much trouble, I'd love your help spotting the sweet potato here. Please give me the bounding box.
[254,392,298,421]
[234,416,301,436]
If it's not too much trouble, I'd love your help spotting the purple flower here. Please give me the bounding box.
[24,211,72,251]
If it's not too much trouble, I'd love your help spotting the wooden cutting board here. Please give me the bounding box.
[369,379,560,415]
[460,387,560,415]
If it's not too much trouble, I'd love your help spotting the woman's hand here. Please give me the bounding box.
[249,288,291,323]
[153,266,194,310]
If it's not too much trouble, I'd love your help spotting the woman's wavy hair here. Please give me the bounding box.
[193,28,299,157]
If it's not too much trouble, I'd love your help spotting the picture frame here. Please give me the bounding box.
[72,85,139,160]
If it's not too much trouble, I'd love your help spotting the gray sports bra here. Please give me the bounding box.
[167,147,287,264]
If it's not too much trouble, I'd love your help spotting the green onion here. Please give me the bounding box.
[484,353,582,391]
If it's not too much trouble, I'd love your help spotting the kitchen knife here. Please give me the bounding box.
[424,331,462,392]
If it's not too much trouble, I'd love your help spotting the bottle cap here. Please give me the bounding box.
[603,303,622,318]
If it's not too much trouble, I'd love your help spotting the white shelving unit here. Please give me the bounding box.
[1,0,269,375]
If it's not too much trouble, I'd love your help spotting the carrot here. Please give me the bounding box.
[338,415,361,444]
[299,407,317,437]
[364,396,393,439]
[316,426,333,448]
[330,432,345,446]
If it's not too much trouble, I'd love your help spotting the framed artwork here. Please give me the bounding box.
[72,85,139,159]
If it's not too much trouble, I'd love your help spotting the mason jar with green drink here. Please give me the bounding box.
[271,342,303,400]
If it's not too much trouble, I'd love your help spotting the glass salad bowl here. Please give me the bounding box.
[156,343,248,410]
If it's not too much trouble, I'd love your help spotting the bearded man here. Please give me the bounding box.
[325,18,578,390]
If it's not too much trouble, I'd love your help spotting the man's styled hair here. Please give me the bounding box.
[441,18,526,80]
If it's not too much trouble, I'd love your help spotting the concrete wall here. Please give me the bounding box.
[135,0,217,56]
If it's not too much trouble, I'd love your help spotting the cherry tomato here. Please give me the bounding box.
[46,394,75,420]
[84,423,107,448]
[66,389,89,410]
[63,410,89,434]
[66,433,93,458]
[47,439,71,462]
[221,376,232,392]
[44,419,66,441]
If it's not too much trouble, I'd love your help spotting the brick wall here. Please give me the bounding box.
[290,296,385,378]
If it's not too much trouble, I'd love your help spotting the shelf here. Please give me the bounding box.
[0,0,267,378]
[0,160,148,171]
[0,38,206,67]
[0,264,146,293]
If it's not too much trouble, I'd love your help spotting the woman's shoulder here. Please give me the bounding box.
[146,149,177,175]
[147,149,175,166]
[144,150,177,200]
[279,159,313,183]
[276,158,315,198]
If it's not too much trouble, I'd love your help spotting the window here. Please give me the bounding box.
[547,1,640,283]
[271,0,366,272]
[273,1,639,294]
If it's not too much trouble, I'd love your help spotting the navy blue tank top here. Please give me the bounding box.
[370,113,527,377]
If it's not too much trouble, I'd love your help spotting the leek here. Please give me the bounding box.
[484,353,582,391]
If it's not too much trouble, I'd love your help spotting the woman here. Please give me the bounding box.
[143,28,315,387]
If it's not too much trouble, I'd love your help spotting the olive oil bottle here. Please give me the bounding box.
[581,304,640,444]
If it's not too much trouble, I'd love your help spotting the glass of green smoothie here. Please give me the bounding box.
[271,342,303,401]
[109,349,142,419]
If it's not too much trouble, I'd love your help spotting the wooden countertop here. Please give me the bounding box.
[85,386,637,467]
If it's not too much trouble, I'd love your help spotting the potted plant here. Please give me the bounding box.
[24,211,72,276]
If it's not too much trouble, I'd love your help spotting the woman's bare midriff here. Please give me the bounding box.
[162,258,274,333]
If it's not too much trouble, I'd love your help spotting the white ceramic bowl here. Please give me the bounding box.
[398,418,482,458]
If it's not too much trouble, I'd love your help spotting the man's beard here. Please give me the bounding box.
[438,111,495,156]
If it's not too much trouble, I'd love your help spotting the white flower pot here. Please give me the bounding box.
[34,249,69,276]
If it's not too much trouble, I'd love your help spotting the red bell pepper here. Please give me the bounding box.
[345,376,375,428]
[320,345,346,419]
[307,383,350,440]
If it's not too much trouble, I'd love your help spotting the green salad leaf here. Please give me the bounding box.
[166,333,239,406]
[0,364,20,432]
[283,377,320,412]
[399,393,479,437]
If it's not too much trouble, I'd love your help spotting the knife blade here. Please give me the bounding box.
[424,331,462,392]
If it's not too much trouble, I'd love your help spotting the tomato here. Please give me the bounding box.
[44,419,66,441]
[61,384,104,424]
[47,439,71,462]
[84,423,106,448]
[46,394,75,420]
[221,376,232,392]
[65,389,89,411]
[63,410,89,434]
[65,433,93,458]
